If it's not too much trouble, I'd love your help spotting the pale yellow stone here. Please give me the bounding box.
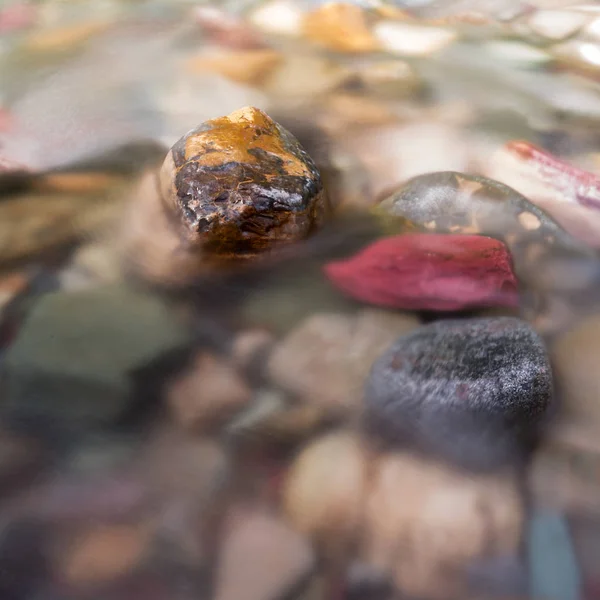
[303,3,380,53]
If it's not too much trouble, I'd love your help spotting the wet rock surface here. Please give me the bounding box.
[213,505,315,600]
[550,313,600,429]
[365,317,553,470]
[269,308,421,415]
[377,171,600,332]
[363,452,523,599]
[162,106,327,257]
[1,285,190,431]
[122,106,328,285]
[3,1,600,598]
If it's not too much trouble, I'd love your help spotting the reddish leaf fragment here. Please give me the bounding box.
[194,6,267,50]
[506,140,600,211]
[0,3,36,33]
[324,234,518,311]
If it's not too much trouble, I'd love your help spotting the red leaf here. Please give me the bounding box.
[324,233,518,311]
[505,140,600,211]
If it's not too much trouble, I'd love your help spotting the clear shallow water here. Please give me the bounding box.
[1,1,600,599]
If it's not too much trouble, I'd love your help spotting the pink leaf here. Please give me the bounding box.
[505,140,600,211]
[324,233,518,311]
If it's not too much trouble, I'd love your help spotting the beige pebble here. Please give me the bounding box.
[529,419,600,516]
[167,352,252,431]
[21,20,110,53]
[320,94,399,133]
[263,54,353,107]
[32,172,124,195]
[60,523,151,586]
[303,3,380,53]
[362,452,523,599]
[268,309,420,414]
[551,313,600,427]
[214,505,314,600]
[352,59,421,98]
[186,49,282,86]
[283,431,369,557]
[527,9,590,40]
[0,271,29,311]
[518,211,542,230]
[249,0,303,37]
[339,121,470,203]
[231,328,275,372]
[373,21,457,57]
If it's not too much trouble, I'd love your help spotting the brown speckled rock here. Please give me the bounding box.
[161,106,327,258]
[122,107,328,285]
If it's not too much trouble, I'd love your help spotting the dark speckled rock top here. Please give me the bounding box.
[365,316,553,471]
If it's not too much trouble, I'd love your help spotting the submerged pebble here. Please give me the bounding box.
[528,510,581,600]
[362,451,523,599]
[122,106,327,284]
[1,285,189,431]
[268,308,420,415]
[551,313,600,430]
[283,431,369,558]
[365,317,552,470]
[213,504,314,600]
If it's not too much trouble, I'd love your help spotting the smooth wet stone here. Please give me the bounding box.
[551,313,600,429]
[186,49,282,86]
[0,519,50,600]
[240,268,359,335]
[166,351,252,431]
[365,317,552,471]
[376,171,600,332]
[283,431,369,559]
[0,189,124,266]
[302,3,379,53]
[324,233,518,312]
[213,504,314,600]
[1,285,190,430]
[0,429,43,495]
[59,522,151,588]
[529,421,600,517]
[269,308,421,415]
[528,510,581,600]
[362,452,523,600]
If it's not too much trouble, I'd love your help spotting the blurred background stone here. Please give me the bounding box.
[213,504,315,600]
[2,285,190,432]
[283,431,369,559]
[268,308,420,416]
[362,452,523,599]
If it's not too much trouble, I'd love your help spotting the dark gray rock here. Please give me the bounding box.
[364,317,552,471]
[1,285,190,432]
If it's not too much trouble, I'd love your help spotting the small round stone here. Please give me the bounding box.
[364,317,552,471]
